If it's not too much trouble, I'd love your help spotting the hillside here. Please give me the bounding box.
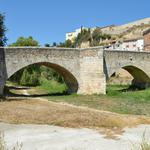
[65,18,150,48]
[101,17,150,41]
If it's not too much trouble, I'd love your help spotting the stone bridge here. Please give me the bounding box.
[0,47,150,96]
[104,50,150,88]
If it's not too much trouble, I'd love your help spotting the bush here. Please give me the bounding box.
[9,65,65,87]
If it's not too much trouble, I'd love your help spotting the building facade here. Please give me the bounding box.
[66,27,97,42]
[105,38,144,51]
[143,29,150,51]
[121,38,144,51]
[66,27,88,42]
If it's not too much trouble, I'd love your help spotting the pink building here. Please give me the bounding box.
[122,38,144,51]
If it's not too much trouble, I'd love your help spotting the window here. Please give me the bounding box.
[133,44,136,47]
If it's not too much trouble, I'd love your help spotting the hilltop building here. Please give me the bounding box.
[143,29,150,51]
[66,27,88,42]
[66,26,96,42]
[65,17,150,51]
[122,38,144,51]
[66,18,150,41]
[105,37,144,51]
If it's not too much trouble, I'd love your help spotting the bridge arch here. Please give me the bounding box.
[7,62,79,94]
[104,50,150,89]
[108,65,150,89]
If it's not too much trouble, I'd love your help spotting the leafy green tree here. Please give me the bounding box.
[91,28,111,46]
[91,28,102,46]
[52,42,57,47]
[64,40,75,48]
[75,29,91,47]
[29,71,40,86]
[8,37,65,87]
[19,65,40,86]
[20,69,30,86]
[9,36,39,47]
[9,69,24,83]
[0,13,7,46]
[58,40,75,48]
[45,43,51,47]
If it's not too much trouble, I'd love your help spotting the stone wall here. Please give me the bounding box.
[104,50,150,88]
[108,69,133,85]
[78,47,106,94]
[2,47,150,96]
[0,47,106,96]
[0,48,7,96]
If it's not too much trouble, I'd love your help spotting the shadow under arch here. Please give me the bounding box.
[109,65,150,90]
[123,65,150,89]
[7,62,79,95]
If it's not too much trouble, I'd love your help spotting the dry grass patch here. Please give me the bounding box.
[0,98,150,137]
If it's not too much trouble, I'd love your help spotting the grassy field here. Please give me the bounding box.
[1,98,150,137]
[7,80,150,116]
[36,79,67,94]
[7,79,67,96]
[4,82,150,137]
[45,85,150,116]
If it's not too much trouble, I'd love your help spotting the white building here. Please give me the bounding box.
[105,38,144,51]
[121,38,144,51]
[66,27,97,42]
[66,27,88,42]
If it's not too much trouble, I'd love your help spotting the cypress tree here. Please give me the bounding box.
[0,13,7,46]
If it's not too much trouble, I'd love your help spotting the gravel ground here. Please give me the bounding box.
[0,123,150,150]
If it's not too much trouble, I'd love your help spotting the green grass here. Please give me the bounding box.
[45,85,150,116]
[37,79,67,94]
[7,79,150,116]
[107,85,150,102]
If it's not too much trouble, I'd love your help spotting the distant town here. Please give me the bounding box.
[66,17,150,51]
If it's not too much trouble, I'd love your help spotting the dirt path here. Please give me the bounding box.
[1,123,150,150]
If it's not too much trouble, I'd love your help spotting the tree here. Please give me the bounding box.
[9,36,39,85]
[91,28,111,46]
[20,69,30,86]
[52,42,57,47]
[75,29,91,47]
[45,43,51,47]
[9,36,39,47]
[19,65,40,86]
[58,40,75,48]
[0,13,7,46]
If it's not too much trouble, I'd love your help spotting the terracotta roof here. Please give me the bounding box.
[143,28,150,35]
[123,37,143,42]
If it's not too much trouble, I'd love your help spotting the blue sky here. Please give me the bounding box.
[0,0,150,46]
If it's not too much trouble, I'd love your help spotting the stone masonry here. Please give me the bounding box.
[0,47,106,96]
[1,47,150,97]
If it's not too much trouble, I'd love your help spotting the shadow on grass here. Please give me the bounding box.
[7,86,30,90]
[4,85,69,99]
[119,85,145,92]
